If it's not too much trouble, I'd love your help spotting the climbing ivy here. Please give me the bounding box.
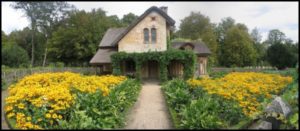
[111,49,196,82]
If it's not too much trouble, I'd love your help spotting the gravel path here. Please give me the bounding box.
[1,90,9,129]
[124,80,173,129]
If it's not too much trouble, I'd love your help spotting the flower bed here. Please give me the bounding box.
[162,72,293,129]
[187,72,293,117]
[4,72,141,129]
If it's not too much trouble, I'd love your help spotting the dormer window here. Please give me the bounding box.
[144,28,149,44]
[151,28,156,44]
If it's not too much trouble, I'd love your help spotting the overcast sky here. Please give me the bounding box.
[1,2,299,42]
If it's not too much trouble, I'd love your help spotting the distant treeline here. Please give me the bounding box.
[2,2,298,70]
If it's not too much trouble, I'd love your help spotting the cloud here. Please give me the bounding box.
[1,2,298,42]
[1,2,30,34]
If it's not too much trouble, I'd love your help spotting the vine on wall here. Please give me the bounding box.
[111,49,196,82]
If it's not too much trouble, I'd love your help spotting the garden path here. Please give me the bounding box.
[1,90,9,129]
[124,79,173,129]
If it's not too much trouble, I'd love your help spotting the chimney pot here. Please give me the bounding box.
[160,6,168,14]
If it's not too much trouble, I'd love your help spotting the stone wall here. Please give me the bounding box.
[118,11,168,53]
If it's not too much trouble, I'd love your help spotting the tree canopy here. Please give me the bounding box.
[3,3,298,69]
[178,12,218,65]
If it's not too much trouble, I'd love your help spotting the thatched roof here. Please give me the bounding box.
[99,28,126,47]
[171,41,211,56]
[90,48,117,65]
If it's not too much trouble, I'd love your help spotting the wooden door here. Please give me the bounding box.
[148,61,158,78]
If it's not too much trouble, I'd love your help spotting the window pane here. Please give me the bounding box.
[151,28,156,43]
[144,28,149,44]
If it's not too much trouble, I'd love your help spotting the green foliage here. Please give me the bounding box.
[266,43,297,70]
[251,28,268,66]
[111,49,196,82]
[280,73,298,129]
[178,12,218,66]
[48,8,122,66]
[265,29,286,45]
[162,79,246,129]
[208,71,230,79]
[2,43,30,68]
[57,79,141,129]
[180,97,224,129]
[162,79,191,112]
[219,26,258,67]
[2,30,8,43]
[56,62,65,68]
[121,13,138,26]
[8,27,47,66]
[2,78,7,90]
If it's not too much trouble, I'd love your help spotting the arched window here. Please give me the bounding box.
[143,28,149,44]
[151,28,156,44]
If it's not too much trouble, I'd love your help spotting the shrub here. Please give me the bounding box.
[56,62,65,68]
[2,43,30,68]
[266,43,297,70]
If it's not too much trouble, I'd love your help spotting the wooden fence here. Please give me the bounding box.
[210,66,276,73]
[1,67,98,87]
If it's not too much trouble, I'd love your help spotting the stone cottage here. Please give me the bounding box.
[90,6,211,79]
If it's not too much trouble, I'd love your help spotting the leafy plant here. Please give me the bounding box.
[56,79,141,129]
[111,49,196,82]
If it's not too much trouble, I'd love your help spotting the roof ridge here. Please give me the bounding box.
[110,6,175,46]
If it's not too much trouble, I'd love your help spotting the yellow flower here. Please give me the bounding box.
[7,113,15,118]
[17,103,25,109]
[52,113,58,119]
[4,72,127,129]
[45,113,51,119]
[26,117,32,121]
[37,118,42,122]
[187,72,293,116]
[5,106,13,112]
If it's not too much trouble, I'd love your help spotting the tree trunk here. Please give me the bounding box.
[42,47,48,67]
[31,23,35,67]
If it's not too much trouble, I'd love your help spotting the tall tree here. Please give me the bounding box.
[266,43,297,69]
[35,2,74,66]
[8,27,46,66]
[121,13,138,26]
[250,28,262,44]
[178,11,218,65]
[215,17,235,65]
[2,31,8,43]
[266,29,286,45]
[2,42,30,68]
[11,2,40,66]
[251,28,266,66]
[220,26,257,67]
[215,17,235,44]
[48,8,121,66]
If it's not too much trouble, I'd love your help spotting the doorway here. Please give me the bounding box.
[148,60,159,79]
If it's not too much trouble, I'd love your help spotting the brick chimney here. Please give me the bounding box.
[160,6,168,14]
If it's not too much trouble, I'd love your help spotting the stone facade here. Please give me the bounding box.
[118,11,168,53]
